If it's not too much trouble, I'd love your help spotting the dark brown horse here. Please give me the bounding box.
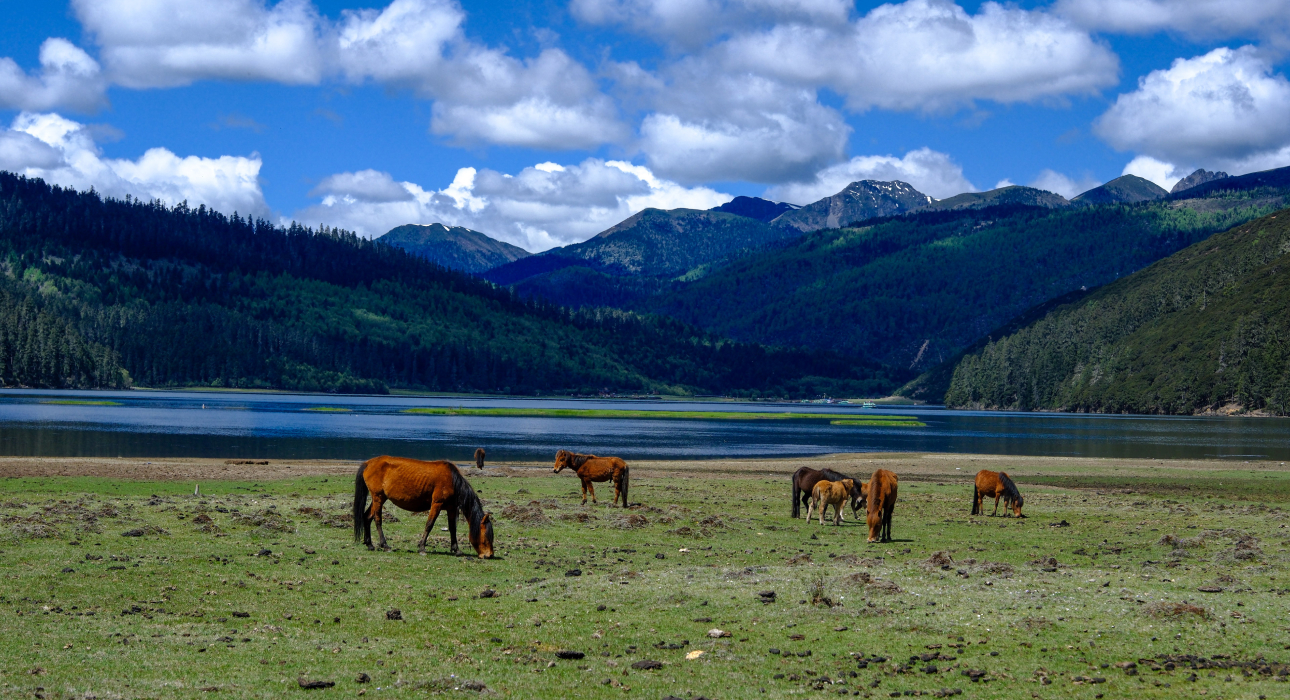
[791,467,861,519]
[474,448,486,469]
[862,469,898,543]
[353,456,494,558]
[972,470,1024,517]
[553,450,629,507]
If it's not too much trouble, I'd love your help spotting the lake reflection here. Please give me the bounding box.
[1,389,1288,462]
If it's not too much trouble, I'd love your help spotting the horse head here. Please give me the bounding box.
[470,512,495,558]
[553,450,571,473]
[1010,494,1025,518]
[842,479,863,516]
[857,480,870,513]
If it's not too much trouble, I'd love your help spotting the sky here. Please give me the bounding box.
[2,1,1289,252]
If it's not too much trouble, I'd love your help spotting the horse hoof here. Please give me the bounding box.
[418,550,427,556]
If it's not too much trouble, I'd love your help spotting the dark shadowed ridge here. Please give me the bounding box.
[709,196,799,222]
[1169,164,1290,199]
[771,180,932,232]
[377,223,530,274]
[1071,175,1167,205]
[918,185,1070,212]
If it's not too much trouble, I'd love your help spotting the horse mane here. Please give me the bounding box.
[450,464,487,535]
[998,472,1023,506]
[571,452,592,468]
[819,468,852,482]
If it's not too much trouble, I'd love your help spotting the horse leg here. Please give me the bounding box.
[883,505,894,542]
[613,475,622,508]
[587,481,598,504]
[991,494,1000,516]
[580,479,589,505]
[446,503,461,555]
[806,495,815,524]
[418,501,444,555]
[371,494,390,551]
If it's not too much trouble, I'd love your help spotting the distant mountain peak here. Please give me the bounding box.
[1071,174,1168,205]
[919,185,1070,212]
[771,179,933,231]
[709,196,799,223]
[1171,169,1230,194]
[377,223,530,274]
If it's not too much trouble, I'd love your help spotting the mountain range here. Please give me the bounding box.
[377,223,530,274]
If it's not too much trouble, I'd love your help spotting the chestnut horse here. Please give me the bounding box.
[474,448,486,469]
[790,467,861,519]
[352,456,494,558]
[972,470,1024,517]
[553,450,629,507]
[861,469,898,543]
[807,479,855,526]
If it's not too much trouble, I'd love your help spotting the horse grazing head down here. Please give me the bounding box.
[469,513,495,559]
[846,480,864,517]
[474,447,486,470]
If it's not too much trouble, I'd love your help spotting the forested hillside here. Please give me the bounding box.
[639,192,1290,371]
[942,207,1290,414]
[0,172,901,397]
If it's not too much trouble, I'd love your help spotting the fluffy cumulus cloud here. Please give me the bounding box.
[1095,47,1290,175]
[1120,155,1187,190]
[1,112,269,218]
[0,38,107,112]
[295,159,729,251]
[1029,169,1101,198]
[72,0,325,88]
[571,0,853,47]
[764,148,975,204]
[1056,0,1290,48]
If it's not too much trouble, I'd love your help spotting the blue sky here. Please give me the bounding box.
[2,1,1289,251]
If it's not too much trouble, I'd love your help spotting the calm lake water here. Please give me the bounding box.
[1,389,1289,463]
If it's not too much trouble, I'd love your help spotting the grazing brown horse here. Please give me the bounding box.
[862,469,898,543]
[352,456,494,558]
[474,448,486,469]
[553,450,629,507]
[790,467,862,519]
[807,479,855,526]
[972,470,1024,517]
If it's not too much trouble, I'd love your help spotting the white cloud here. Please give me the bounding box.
[73,0,325,88]
[717,0,1120,113]
[0,38,107,112]
[1095,46,1290,169]
[1029,169,1101,198]
[1056,0,1290,48]
[311,169,414,202]
[295,159,730,251]
[335,0,461,84]
[764,148,975,204]
[1121,155,1186,191]
[571,0,852,47]
[3,112,270,218]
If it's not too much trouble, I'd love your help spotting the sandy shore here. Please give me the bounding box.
[0,451,1283,482]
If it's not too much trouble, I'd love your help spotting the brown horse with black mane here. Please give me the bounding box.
[862,469,898,543]
[972,470,1024,517]
[791,467,861,519]
[353,456,494,558]
[553,450,629,507]
[474,448,486,469]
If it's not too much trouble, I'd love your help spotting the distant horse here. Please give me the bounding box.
[791,467,862,519]
[972,470,1024,517]
[807,479,855,526]
[352,456,494,558]
[474,448,486,469]
[553,450,629,507]
[862,469,899,543]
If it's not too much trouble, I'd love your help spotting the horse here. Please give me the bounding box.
[972,470,1025,517]
[790,467,862,519]
[352,456,494,558]
[474,448,486,469]
[807,479,855,526]
[553,450,629,507]
[862,469,898,543]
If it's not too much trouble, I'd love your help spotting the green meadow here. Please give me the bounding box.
[0,461,1287,698]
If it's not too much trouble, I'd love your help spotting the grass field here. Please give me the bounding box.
[0,454,1287,699]
[402,408,926,427]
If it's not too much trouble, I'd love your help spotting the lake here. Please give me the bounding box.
[2,389,1289,463]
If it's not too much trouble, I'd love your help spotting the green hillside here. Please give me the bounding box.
[943,207,1290,414]
[377,223,529,273]
[0,172,901,397]
[639,193,1290,371]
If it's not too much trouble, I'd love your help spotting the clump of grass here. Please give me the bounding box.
[807,574,834,607]
[612,513,649,529]
[501,502,551,525]
[1146,602,1207,618]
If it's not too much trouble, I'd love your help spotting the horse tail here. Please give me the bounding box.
[970,484,979,515]
[791,476,801,518]
[999,472,1022,507]
[621,465,629,507]
[353,461,370,543]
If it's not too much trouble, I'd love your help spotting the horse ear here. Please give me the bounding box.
[482,512,491,523]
